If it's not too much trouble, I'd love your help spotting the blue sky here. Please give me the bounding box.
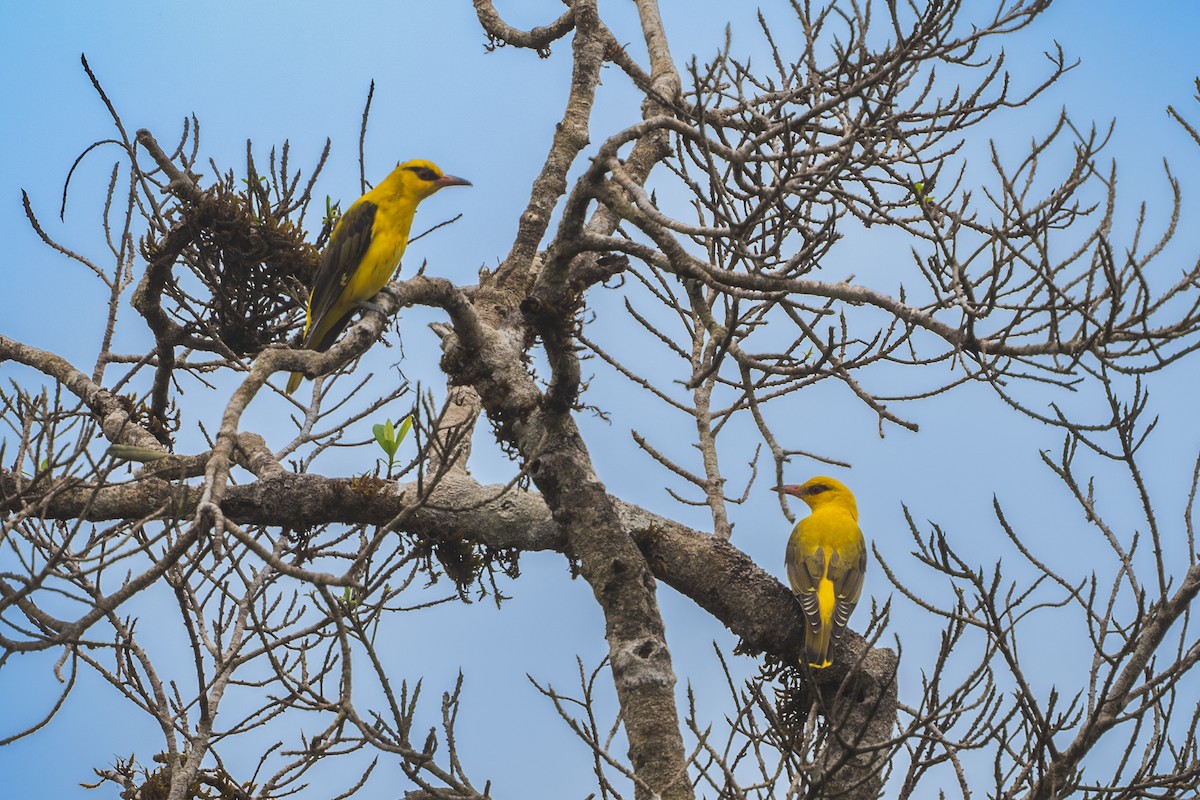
[3,1,1200,797]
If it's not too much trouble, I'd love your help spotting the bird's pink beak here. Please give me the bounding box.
[775,485,803,497]
[434,174,472,188]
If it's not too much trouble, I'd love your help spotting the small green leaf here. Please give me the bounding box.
[911,179,934,206]
[375,420,398,456]
[373,414,414,475]
[395,415,413,445]
[323,196,342,229]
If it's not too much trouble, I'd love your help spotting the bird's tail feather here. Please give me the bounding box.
[286,371,303,396]
[804,625,832,669]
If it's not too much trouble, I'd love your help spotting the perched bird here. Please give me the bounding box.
[286,160,471,395]
[779,476,867,668]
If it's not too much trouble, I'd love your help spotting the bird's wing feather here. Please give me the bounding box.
[304,200,379,351]
[828,535,866,637]
[785,536,826,634]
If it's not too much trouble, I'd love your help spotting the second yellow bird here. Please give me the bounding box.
[780,476,867,668]
[286,160,471,395]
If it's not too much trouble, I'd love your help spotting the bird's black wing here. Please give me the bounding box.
[303,199,378,351]
[785,537,826,636]
[828,543,866,638]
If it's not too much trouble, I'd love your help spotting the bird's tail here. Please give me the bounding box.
[285,371,303,396]
[804,624,833,669]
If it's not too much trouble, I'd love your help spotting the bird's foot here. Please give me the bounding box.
[356,299,389,316]
[358,285,402,317]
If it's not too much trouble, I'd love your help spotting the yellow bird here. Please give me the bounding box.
[780,476,867,668]
[286,160,471,395]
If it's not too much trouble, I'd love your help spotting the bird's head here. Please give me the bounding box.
[393,159,472,201]
[777,476,857,513]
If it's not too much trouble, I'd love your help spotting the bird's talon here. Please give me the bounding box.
[357,299,388,316]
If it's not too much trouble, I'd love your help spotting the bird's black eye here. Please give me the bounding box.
[805,484,829,495]
[407,166,439,182]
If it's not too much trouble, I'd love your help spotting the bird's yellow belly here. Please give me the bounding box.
[347,238,404,302]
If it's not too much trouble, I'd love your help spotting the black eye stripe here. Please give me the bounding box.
[405,166,439,182]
